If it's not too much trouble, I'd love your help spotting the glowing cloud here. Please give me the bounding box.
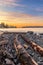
[0,11,43,27]
[0,0,23,7]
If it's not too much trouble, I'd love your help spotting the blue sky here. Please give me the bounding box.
[0,0,43,16]
[0,0,43,27]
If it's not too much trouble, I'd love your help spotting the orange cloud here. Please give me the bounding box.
[0,11,43,27]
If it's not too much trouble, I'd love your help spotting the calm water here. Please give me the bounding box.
[0,28,43,33]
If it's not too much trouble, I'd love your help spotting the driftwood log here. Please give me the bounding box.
[20,34,43,56]
[14,34,38,65]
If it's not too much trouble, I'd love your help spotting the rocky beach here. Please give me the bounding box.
[0,31,43,65]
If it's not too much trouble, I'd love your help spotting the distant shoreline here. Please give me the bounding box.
[22,26,43,28]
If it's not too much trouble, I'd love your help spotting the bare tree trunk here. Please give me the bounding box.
[20,34,43,56]
[14,35,38,65]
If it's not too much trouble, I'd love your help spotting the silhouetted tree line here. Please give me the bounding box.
[0,23,16,28]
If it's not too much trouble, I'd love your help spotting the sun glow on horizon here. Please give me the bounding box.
[0,22,43,28]
[0,11,43,27]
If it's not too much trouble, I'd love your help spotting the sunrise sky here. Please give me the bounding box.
[0,0,43,27]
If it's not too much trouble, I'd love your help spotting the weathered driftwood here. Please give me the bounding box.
[20,34,43,56]
[14,35,38,65]
[0,40,8,45]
